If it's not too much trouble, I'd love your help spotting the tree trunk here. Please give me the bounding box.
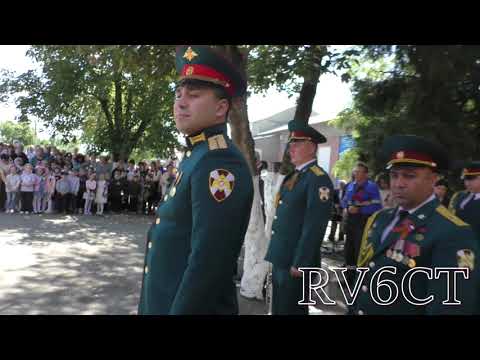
[293,70,322,124]
[239,175,269,300]
[221,45,270,299]
[230,97,256,174]
[280,45,327,173]
[222,45,257,175]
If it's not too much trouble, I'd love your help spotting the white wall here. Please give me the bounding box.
[317,146,331,173]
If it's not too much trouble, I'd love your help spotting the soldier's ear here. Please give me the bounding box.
[215,98,229,120]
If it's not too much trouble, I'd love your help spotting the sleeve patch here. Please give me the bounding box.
[209,169,235,202]
[457,249,475,271]
[319,186,330,202]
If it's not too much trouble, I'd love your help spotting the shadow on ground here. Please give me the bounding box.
[0,214,153,315]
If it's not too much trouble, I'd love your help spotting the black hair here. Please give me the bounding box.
[355,162,369,173]
[435,179,449,187]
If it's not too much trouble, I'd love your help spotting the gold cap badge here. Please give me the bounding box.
[183,47,198,62]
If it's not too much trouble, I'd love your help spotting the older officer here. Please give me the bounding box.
[138,46,254,315]
[353,135,479,315]
[265,120,334,315]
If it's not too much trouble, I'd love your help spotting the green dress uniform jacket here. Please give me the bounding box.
[138,123,253,315]
[265,162,334,314]
[353,197,479,315]
[449,191,480,238]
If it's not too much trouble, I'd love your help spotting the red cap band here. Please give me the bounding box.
[181,64,234,96]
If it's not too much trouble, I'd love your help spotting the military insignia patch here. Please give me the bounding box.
[183,47,198,62]
[319,186,330,202]
[209,169,235,202]
[457,249,475,271]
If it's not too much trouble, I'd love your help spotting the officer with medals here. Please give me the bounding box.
[138,46,254,315]
[353,135,479,315]
[264,120,334,315]
[449,161,480,237]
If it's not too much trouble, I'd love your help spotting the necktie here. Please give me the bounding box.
[398,210,410,222]
[381,210,410,243]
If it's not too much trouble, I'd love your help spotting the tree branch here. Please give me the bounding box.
[98,98,115,133]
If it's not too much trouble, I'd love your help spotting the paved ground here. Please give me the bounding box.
[0,213,346,315]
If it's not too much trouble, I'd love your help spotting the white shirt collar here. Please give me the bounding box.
[399,193,437,214]
[295,159,317,171]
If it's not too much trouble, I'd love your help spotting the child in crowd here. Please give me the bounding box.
[127,174,142,213]
[68,170,80,214]
[109,170,126,213]
[95,173,108,215]
[142,172,155,215]
[42,168,51,212]
[45,168,57,213]
[55,172,71,214]
[77,168,87,214]
[33,166,45,214]
[83,173,97,215]
[20,164,36,214]
[5,165,20,213]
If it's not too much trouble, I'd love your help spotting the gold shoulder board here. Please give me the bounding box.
[208,134,228,151]
[357,210,382,267]
[436,205,469,227]
[310,165,324,177]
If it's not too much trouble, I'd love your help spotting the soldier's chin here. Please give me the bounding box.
[393,195,407,205]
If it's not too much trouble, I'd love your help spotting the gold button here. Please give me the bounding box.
[271,230,275,235]
[170,187,176,197]
[145,266,148,274]
[148,242,152,249]
[186,151,191,157]
[274,216,277,220]
[155,217,160,225]
[358,310,364,315]
[279,200,283,205]
[164,195,169,201]
[362,285,368,293]
[369,262,375,268]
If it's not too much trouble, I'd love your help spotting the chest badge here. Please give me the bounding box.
[319,187,330,202]
[457,249,475,271]
[209,169,235,202]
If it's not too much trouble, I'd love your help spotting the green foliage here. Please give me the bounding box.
[247,45,359,96]
[0,45,179,160]
[332,148,359,181]
[336,45,480,175]
[0,120,36,146]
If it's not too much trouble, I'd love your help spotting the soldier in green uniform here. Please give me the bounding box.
[264,120,334,315]
[449,161,480,237]
[353,135,479,315]
[137,45,254,315]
